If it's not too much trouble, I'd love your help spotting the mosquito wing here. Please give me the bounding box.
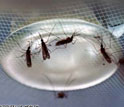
[42,42,50,60]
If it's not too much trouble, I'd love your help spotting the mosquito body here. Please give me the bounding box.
[25,46,32,67]
[56,35,74,46]
[55,32,78,46]
[93,35,112,64]
[18,42,33,68]
[38,24,57,60]
[100,43,112,63]
[39,34,50,60]
[56,91,67,99]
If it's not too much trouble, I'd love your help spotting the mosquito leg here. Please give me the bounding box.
[109,36,112,48]
[46,33,62,46]
[17,50,25,53]
[48,37,59,46]
[21,48,26,51]
[109,53,118,64]
[86,38,100,52]
[111,50,122,55]
[45,24,56,43]
[42,73,56,98]
[16,53,25,58]
[50,46,66,54]
[14,46,26,53]
[34,43,41,50]
[64,44,67,48]
[11,36,26,52]
[72,38,77,45]
[48,48,51,53]
[58,20,68,37]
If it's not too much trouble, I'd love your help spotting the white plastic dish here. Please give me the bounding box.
[0,19,123,91]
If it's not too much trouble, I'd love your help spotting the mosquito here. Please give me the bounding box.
[92,33,119,65]
[55,31,79,47]
[21,43,32,67]
[99,38,112,63]
[94,28,124,65]
[38,34,50,60]
[56,73,75,99]
[86,32,114,64]
[11,35,35,67]
[47,21,80,48]
[36,24,56,60]
[17,41,33,67]
[42,72,75,99]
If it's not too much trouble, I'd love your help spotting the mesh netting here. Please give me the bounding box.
[0,0,124,106]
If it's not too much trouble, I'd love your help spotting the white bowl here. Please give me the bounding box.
[0,19,123,91]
